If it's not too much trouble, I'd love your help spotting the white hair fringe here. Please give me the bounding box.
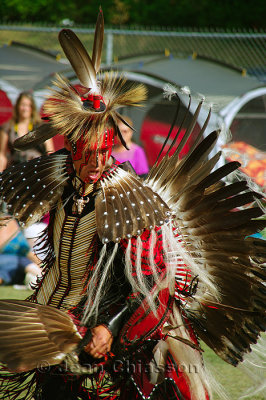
[238,336,266,399]
[149,228,160,285]
[82,217,220,329]
[82,243,118,325]
[162,220,220,303]
[123,229,175,316]
[222,147,249,167]
[83,222,198,324]
[163,83,179,100]
[168,303,230,400]
[202,337,266,400]
[163,83,223,114]
[167,303,211,400]
[218,122,232,144]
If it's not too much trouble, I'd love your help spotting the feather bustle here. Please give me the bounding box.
[0,300,81,372]
[144,99,265,367]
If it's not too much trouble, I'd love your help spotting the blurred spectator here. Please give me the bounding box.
[0,219,42,287]
[112,116,149,177]
[0,91,54,172]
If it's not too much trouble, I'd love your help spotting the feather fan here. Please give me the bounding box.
[0,300,81,372]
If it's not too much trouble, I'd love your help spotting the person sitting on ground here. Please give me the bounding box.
[0,218,42,287]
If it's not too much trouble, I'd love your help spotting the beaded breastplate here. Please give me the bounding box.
[36,184,96,310]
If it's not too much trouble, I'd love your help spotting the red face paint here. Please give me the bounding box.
[70,129,114,182]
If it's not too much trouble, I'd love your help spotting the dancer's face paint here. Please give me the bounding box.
[65,129,114,183]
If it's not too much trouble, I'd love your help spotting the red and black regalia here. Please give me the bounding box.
[0,9,265,400]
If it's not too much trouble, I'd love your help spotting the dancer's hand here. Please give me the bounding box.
[84,325,113,358]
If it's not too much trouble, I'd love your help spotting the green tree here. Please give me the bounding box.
[0,0,265,27]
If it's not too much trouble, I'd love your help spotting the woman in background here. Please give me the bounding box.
[112,116,149,177]
[0,91,54,171]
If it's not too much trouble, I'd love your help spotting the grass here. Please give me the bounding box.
[0,286,265,400]
[0,285,32,300]
[0,30,97,59]
[202,342,265,400]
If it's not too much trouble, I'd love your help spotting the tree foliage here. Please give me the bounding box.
[0,0,265,28]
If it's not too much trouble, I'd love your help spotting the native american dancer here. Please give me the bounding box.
[0,9,265,400]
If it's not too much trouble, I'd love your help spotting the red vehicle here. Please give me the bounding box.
[0,90,13,125]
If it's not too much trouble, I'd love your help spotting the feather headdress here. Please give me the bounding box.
[14,8,147,151]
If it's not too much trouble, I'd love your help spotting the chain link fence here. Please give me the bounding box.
[0,25,265,81]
